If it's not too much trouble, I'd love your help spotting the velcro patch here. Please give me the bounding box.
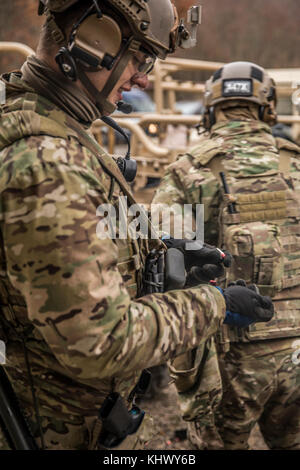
[222,79,253,97]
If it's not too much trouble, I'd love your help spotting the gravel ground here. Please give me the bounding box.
[139,382,268,451]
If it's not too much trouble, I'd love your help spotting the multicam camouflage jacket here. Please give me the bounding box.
[0,72,225,447]
[153,119,300,344]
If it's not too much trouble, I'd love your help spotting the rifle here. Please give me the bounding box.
[0,366,38,450]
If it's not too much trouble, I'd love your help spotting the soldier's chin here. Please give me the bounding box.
[102,99,116,116]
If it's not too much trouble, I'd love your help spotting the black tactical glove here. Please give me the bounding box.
[223,281,274,323]
[163,238,232,283]
[227,279,260,292]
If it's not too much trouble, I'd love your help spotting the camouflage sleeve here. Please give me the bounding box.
[1,138,225,382]
[152,154,221,243]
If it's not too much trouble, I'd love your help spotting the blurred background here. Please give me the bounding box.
[1,0,300,74]
[1,0,300,203]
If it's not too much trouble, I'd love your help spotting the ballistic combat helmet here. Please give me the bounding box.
[38,0,193,115]
[203,61,277,128]
[39,0,179,60]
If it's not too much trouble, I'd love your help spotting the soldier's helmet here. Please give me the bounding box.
[203,61,277,128]
[38,0,181,114]
[39,0,178,59]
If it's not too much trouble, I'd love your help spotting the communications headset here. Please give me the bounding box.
[39,0,201,181]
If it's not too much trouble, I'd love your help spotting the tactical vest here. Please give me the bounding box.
[0,91,161,335]
[191,131,300,346]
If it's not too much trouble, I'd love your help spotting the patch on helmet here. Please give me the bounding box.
[222,79,253,97]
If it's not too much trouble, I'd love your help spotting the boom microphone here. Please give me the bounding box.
[117,101,133,114]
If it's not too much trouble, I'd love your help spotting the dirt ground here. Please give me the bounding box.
[139,382,268,451]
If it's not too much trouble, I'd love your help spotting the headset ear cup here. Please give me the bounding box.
[202,110,209,130]
[55,47,78,81]
[72,14,123,70]
[259,105,277,125]
[209,107,216,128]
[202,107,215,130]
[259,105,265,122]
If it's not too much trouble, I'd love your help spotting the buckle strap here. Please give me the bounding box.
[45,9,66,47]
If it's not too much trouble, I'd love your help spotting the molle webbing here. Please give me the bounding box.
[208,134,300,344]
[257,268,300,295]
[219,167,300,342]
[222,190,289,224]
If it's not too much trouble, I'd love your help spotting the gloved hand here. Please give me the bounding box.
[224,311,255,328]
[227,279,260,293]
[222,280,274,324]
[163,238,231,283]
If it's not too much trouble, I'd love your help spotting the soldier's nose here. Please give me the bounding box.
[131,73,149,90]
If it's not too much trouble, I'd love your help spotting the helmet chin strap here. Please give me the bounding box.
[76,44,139,116]
[77,67,115,115]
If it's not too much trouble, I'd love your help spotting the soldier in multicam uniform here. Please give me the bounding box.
[0,2,274,451]
[153,61,300,450]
